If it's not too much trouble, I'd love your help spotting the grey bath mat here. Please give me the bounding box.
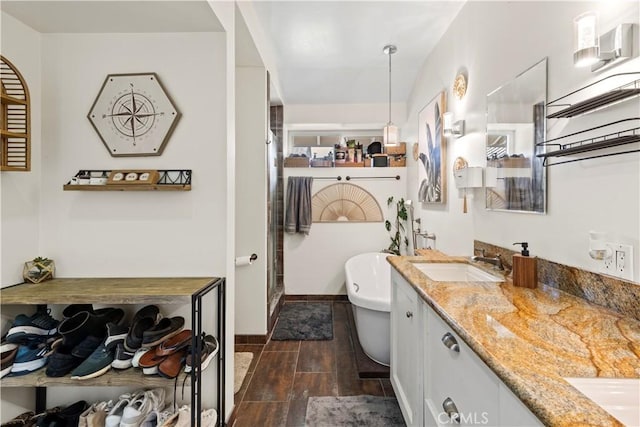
[271,303,333,340]
[305,396,405,426]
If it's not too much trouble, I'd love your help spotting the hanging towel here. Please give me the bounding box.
[285,176,313,235]
[505,177,533,211]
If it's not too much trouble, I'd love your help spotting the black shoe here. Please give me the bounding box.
[71,335,103,360]
[58,312,100,349]
[36,400,88,427]
[132,305,160,325]
[92,308,125,327]
[104,323,129,350]
[111,343,134,370]
[61,304,93,319]
[58,308,124,349]
[5,310,59,344]
[124,317,155,352]
[45,350,83,377]
[142,317,185,347]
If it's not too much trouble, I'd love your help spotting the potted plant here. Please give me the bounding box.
[384,196,409,255]
[23,256,55,283]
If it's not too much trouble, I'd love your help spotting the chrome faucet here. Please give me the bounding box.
[412,218,437,251]
[471,253,505,270]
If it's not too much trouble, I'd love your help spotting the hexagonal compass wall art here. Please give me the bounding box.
[88,73,180,156]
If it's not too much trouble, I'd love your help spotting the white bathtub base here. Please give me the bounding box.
[345,252,392,368]
[352,305,390,366]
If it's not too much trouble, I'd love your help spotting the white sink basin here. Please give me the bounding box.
[564,378,640,426]
[412,263,503,282]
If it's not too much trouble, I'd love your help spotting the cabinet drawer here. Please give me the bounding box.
[425,308,499,426]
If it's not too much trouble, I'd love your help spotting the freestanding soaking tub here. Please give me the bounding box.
[344,252,392,366]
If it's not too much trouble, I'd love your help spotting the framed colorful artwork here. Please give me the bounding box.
[418,91,446,204]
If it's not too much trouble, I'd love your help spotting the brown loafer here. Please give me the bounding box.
[155,329,192,357]
[158,347,187,379]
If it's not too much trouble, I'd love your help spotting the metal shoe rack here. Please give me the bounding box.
[538,72,640,166]
[0,277,225,427]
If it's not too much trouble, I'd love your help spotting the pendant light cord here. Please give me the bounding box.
[383,44,396,126]
[388,50,392,125]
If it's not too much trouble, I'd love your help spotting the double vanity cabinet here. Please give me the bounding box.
[390,269,540,426]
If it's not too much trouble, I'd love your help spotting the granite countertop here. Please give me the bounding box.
[388,251,640,427]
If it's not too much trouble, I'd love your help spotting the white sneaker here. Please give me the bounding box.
[120,388,166,427]
[105,396,133,427]
[132,347,151,368]
[201,409,218,427]
[166,406,217,427]
[80,400,113,427]
[140,408,173,427]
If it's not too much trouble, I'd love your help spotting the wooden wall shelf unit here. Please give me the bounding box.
[63,169,192,191]
[0,276,225,427]
[1,56,30,171]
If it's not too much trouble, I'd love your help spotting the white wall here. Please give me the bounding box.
[235,66,268,335]
[9,31,226,413]
[403,1,640,281]
[0,12,42,287]
[284,167,407,295]
[39,32,226,277]
[286,102,406,128]
[209,2,237,421]
[0,12,44,419]
[283,100,409,295]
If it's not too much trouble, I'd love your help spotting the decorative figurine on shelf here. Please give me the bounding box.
[23,257,55,283]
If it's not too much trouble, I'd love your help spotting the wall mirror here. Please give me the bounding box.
[485,58,547,213]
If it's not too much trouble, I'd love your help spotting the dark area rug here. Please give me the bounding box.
[271,302,333,340]
[305,396,405,426]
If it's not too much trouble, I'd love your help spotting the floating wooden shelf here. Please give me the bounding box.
[63,184,191,191]
[63,169,191,192]
[1,367,189,388]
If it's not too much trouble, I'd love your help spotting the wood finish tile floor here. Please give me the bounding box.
[233,301,396,427]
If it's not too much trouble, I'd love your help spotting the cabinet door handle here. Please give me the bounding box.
[441,332,460,353]
[442,397,461,424]
[406,311,413,318]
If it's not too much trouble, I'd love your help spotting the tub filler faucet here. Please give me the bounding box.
[413,218,436,252]
[403,199,436,254]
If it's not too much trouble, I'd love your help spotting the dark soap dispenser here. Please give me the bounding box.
[512,242,537,288]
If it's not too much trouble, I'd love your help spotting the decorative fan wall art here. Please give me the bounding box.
[312,183,383,223]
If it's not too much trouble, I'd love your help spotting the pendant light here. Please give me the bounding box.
[383,44,398,146]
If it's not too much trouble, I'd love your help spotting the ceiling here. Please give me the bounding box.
[1,1,464,105]
[251,1,465,105]
[0,1,224,33]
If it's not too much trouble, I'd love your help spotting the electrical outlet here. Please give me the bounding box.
[600,243,634,280]
[601,243,615,274]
